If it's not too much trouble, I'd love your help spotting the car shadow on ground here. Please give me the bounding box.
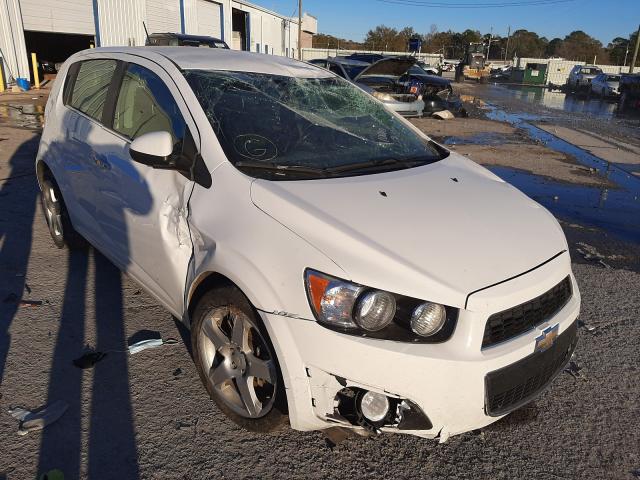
[0,135,40,393]
[1,127,148,478]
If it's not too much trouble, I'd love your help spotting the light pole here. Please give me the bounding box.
[630,24,640,74]
[297,0,302,60]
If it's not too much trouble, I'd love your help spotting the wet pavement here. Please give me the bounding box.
[451,83,640,245]
[0,103,45,130]
[490,84,623,120]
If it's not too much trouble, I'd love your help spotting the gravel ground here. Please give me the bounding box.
[1,103,639,479]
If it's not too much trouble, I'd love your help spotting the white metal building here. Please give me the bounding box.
[0,0,317,83]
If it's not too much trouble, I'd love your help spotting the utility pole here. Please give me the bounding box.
[630,24,640,74]
[504,25,511,62]
[297,0,302,60]
[486,26,493,61]
[623,44,629,66]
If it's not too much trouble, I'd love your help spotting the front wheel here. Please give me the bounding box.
[191,286,288,432]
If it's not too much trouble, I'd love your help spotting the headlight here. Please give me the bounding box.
[354,290,396,331]
[411,302,446,336]
[304,269,458,342]
[372,91,395,102]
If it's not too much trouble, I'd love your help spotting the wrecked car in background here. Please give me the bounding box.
[309,56,425,117]
[37,47,580,442]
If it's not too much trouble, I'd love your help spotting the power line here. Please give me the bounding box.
[375,0,577,7]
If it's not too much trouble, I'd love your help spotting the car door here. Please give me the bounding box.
[89,57,198,317]
[59,58,119,247]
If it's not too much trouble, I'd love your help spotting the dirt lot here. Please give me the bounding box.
[1,85,640,479]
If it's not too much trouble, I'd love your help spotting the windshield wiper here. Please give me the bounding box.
[234,161,329,176]
[325,157,431,174]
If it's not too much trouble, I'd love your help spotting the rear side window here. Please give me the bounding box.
[68,59,117,121]
[113,63,186,148]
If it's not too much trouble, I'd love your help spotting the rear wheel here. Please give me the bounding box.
[191,286,288,432]
[40,178,87,250]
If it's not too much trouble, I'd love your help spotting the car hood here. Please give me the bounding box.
[407,73,451,88]
[354,56,416,81]
[250,153,567,307]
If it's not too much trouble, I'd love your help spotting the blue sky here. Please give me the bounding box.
[263,0,639,45]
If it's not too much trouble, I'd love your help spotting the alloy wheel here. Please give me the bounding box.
[198,305,277,418]
[43,184,63,239]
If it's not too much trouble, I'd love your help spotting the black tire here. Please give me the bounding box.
[40,177,87,250]
[191,286,288,433]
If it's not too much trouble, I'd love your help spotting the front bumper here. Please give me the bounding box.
[261,255,580,440]
[383,98,425,117]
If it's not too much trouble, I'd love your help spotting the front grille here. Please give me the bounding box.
[485,321,577,416]
[482,276,572,348]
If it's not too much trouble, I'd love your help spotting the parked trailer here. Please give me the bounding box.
[619,74,640,111]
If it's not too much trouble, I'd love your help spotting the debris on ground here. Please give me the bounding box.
[432,110,454,120]
[2,293,42,307]
[8,400,68,435]
[173,368,183,377]
[72,351,107,369]
[563,357,585,380]
[38,468,65,480]
[576,243,613,269]
[630,468,640,478]
[577,319,598,335]
[127,330,178,355]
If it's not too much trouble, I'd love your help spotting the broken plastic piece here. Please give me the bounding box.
[9,400,68,435]
[432,110,454,120]
[128,338,163,354]
[73,351,107,369]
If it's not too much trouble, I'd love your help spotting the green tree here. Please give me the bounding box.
[545,37,563,57]
[607,32,639,66]
[509,29,548,58]
[557,30,608,63]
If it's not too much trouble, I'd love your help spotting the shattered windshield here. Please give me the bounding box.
[184,70,444,179]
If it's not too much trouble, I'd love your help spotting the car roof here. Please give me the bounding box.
[330,57,369,66]
[74,47,332,78]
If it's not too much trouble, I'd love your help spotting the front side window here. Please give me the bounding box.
[184,70,444,179]
[69,59,117,121]
[113,64,186,151]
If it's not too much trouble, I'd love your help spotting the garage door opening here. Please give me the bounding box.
[24,31,95,82]
[231,8,249,51]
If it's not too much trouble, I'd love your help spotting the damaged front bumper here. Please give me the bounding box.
[260,267,580,441]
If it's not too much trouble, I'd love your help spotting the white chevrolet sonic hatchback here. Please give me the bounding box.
[37,47,580,440]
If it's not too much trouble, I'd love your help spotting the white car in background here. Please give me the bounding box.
[591,73,620,97]
[36,47,580,441]
[568,64,603,89]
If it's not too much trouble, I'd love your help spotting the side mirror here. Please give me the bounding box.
[129,131,175,168]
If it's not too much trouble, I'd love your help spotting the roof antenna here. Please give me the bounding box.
[143,21,151,45]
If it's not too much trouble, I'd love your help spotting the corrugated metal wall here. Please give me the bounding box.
[20,0,95,35]
[146,0,181,34]
[96,0,146,46]
[195,0,222,38]
[0,0,30,81]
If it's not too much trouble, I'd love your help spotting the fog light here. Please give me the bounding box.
[359,390,390,423]
[411,302,446,336]
[354,291,396,331]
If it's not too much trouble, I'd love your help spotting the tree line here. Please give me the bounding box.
[312,25,639,66]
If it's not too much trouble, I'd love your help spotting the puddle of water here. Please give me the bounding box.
[489,165,640,243]
[485,106,640,194]
[0,104,44,129]
[489,84,623,120]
